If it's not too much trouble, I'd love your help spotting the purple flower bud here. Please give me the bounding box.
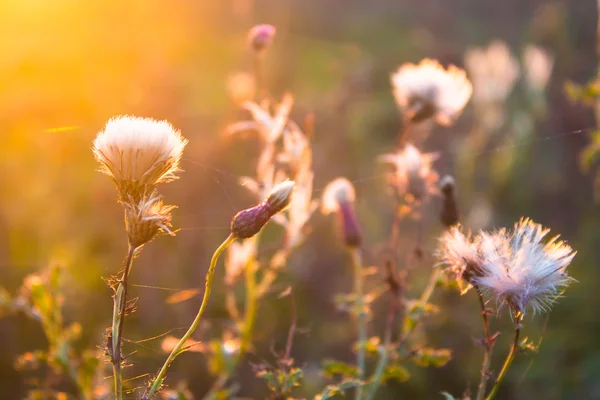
[230,203,271,239]
[248,24,276,52]
[338,201,362,248]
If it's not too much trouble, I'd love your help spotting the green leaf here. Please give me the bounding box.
[322,359,358,379]
[381,363,410,383]
[313,379,362,400]
[411,348,452,367]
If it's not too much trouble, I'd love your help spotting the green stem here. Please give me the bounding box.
[365,346,389,400]
[485,315,522,400]
[351,248,366,400]
[144,234,236,399]
[110,245,136,400]
[475,286,493,400]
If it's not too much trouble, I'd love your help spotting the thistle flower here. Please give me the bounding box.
[437,225,484,294]
[391,58,472,126]
[474,219,575,315]
[231,181,295,239]
[321,178,361,248]
[124,192,175,248]
[93,115,188,200]
[378,144,439,203]
[464,41,520,104]
[248,24,276,53]
[522,45,554,91]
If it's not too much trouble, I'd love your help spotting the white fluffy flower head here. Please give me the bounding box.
[437,225,483,294]
[321,177,356,214]
[93,115,188,199]
[474,218,575,315]
[523,45,554,91]
[391,58,472,126]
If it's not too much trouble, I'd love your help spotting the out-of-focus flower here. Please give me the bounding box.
[439,175,459,228]
[475,218,575,315]
[522,45,554,91]
[391,58,472,126]
[465,41,520,104]
[225,238,257,285]
[438,219,575,315]
[321,178,361,247]
[93,116,188,199]
[248,24,276,53]
[227,72,256,105]
[124,192,175,248]
[230,181,295,239]
[161,336,205,353]
[378,144,440,203]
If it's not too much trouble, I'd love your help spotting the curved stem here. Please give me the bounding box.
[110,244,136,400]
[350,248,366,400]
[485,314,522,400]
[144,234,236,399]
[475,286,493,400]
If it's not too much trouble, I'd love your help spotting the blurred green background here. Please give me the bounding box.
[0,0,599,399]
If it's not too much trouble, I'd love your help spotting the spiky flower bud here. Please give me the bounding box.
[124,192,175,248]
[439,175,459,228]
[321,178,362,248]
[231,181,295,239]
[248,24,276,53]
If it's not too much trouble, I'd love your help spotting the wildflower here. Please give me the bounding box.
[230,181,295,238]
[93,115,188,200]
[474,218,575,315]
[321,178,361,248]
[378,144,439,203]
[437,225,484,294]
[439,175,459,228]
[225,239,257,285]
[522,45,554,91]
[391,58,472,125]
[248,24,276,53]
[464,41,520,104]
[124,192,175,248]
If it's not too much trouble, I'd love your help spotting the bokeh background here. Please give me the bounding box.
[0,0,599,399]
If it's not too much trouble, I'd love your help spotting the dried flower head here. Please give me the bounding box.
[391,58,472,126]
[248,24,276,53]
[437,225,484,294]
[474,218,575,315]
[465,41,520,104]
[522,45,554,91]
[231,181,295,239]
[321,178,361,248]
[124,192,175,248]
[93,115,188,200]
[378,144,439,202]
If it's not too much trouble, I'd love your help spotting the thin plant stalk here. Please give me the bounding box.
[485,314,523,400]
[240,259,258,354]
[144,234,237,399]
[110,244,136,400]
[475,286,494,400]
[350,248,367,400]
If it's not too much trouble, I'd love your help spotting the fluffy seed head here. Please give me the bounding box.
[248,24,276,52]
[266,180,295,215]
[321,178,356,214]
[93,115,188,200]
[474,218,575,315]
[464,41,520,104]
[378,144,439,202]
[437,225,483,293]
[124,192,175,248]
[391,58,472,126]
